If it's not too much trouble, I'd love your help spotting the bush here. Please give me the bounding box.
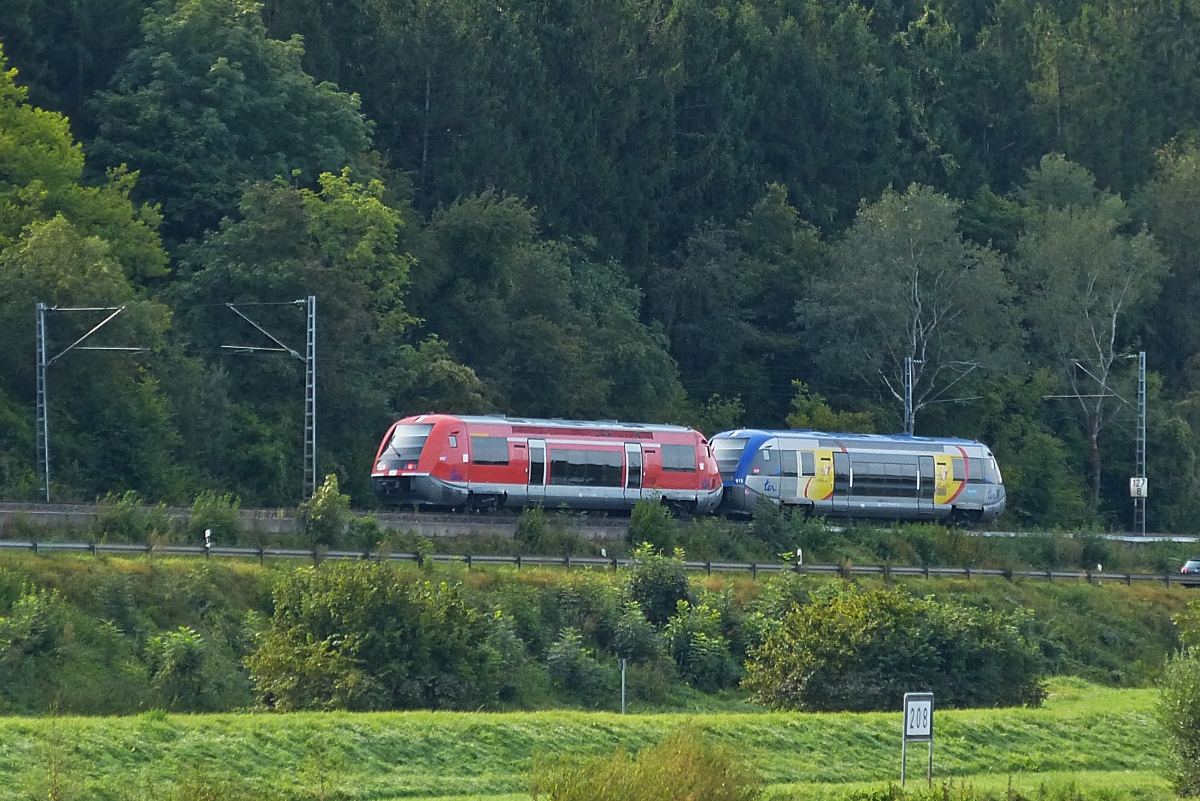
[627,543,692,627]
[345,516,383,551]
[246,561,503,710]
[613,601,662,662]
[530,730,762,801]
[663,600,739,692]
[187,491,242,545]
[1158,648,1200,796]
[91,491,175,543]
[299,475,351,547]
[545,627,613,707]
[629,500,675,551]
[742,584,1046,711]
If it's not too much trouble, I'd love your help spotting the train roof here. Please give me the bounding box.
[408,414,697,434]
[715,428,988,448]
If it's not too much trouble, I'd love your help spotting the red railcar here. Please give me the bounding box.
[371,414,723,513]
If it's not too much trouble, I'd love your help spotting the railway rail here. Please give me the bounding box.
[1,501,1198,543]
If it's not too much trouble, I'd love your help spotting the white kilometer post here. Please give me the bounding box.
[901,692,934,787]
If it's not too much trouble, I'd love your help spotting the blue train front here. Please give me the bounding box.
[713,429,1006,522]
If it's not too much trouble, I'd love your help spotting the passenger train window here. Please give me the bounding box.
[952,459,965,482]
[662,444,696,472]
[801,452,815,476]
[472,436,510,465]
[749,447,778,476]
[449,435,458,448]
[781,450,798,477]
[967,458,983,482]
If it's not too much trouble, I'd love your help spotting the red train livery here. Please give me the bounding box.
[372,414,723,513]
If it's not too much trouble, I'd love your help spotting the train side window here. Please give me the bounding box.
[449,435,458,449]
[952,458,966,482]
[472,436,509,465]
[801,452,815,476]
[750,447,778,476]
[549,450,569,485]
[662,444,695,472]
[781,450,798,477]
[967,458,983,482]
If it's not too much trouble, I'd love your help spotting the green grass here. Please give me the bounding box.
[0,679,1167,800]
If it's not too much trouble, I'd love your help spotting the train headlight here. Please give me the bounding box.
[406,462,416,470]
[375,461,387,471]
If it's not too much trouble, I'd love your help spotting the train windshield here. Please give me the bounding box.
[382,424,434,463]
[713,438,749,477]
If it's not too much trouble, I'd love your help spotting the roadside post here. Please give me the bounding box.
[901,692,934,787]
[620,658,627,714]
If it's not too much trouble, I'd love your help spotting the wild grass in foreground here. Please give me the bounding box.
[0,679,1165,801]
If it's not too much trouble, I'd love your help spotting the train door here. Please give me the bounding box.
[624,443,643,503]
[832,451,851,512]
[528,439,546,504]
[918,456,935,515]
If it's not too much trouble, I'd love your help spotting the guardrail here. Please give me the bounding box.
[0,539,1192,587]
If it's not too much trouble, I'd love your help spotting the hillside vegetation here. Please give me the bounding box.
[0,552,1191,716]
[5,0,1200,532]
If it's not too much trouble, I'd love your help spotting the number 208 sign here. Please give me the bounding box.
[904,692,934,740]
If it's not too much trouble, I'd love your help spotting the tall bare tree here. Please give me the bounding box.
[1015,156,1167,508]
[804,184,1016,433]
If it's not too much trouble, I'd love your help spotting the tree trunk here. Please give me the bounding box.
[1088,426,1102,510]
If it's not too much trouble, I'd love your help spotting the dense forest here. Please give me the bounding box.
[3,0,1200,530]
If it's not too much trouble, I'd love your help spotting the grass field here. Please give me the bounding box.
[0,678,1169,801]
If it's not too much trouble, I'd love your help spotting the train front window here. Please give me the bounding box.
[714,438,748,476]
[378,424,433,469]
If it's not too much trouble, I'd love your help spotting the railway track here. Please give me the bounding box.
[0,501,1196,544]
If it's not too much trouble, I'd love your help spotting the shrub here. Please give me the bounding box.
[1158,648,1200,796]
[91,491,175,543]
[663,600,739,692]
[530,729,762,801]
[613,601,662,662]
[246,561,503,710]
[516,507,591,555]
[545,627,613,707]
[629,500,676,551]
[345,516,383,551]
[299,475,351,546]
[187,491,242,545]
[627,543,692,626]
[742,584,1046,711]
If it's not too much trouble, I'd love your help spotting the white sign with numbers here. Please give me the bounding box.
[901,692,934,787]
[1130,477,1148,498]
[904,696,933,739]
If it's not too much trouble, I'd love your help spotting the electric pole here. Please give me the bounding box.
[221,297,317,500]
[1133,350,1147,536]
[35,304,145,501]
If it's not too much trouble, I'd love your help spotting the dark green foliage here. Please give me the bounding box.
[545,627,613,708]
[743,584,1046,711]
[246,561,503,710]
[1158,648,1200,796]
[628,500,676,551]
[187,492,242,545]
[663,599,740,693]
[90,0,375,243]
[626,544,692,627]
